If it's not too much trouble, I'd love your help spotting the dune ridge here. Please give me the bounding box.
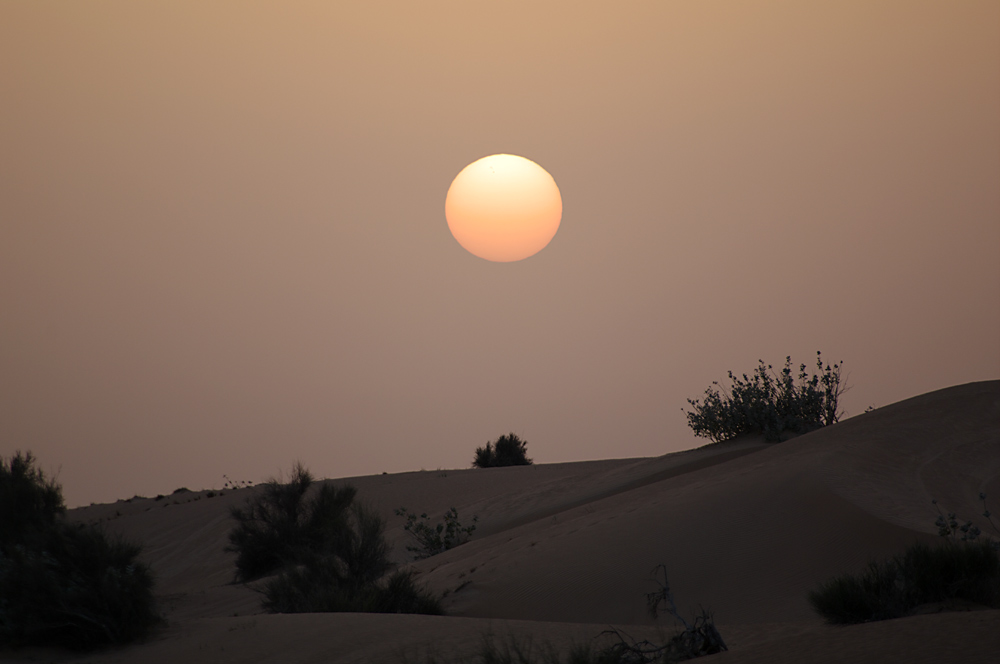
[4,381,997,663]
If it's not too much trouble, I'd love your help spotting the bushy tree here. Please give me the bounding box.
[0,451,158,650]
[473,433,533,468]
[227,462,358,581]
[684,352,846,443]
[227,463,440,615]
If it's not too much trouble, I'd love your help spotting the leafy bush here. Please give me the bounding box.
[0,451,158,650]
[933,493,1000,544]
[227,462,440,615]
[473,433,533,468]
[808,539,1000,623]
[395,507,478,559]
[684,352,845,443]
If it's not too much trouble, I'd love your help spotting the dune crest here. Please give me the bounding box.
[14,381,995,663]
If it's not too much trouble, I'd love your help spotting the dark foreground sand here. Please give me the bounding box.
[3,381,999,663]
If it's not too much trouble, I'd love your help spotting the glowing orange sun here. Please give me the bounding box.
[445,154,562,262]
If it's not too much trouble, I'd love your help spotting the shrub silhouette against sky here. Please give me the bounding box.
[684,352,846,443]
[473,433,533,468]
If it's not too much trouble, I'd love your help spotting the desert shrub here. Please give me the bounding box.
[0,451,65,545]
[0,524,158,649]
[226,462,356,581]
[603,564,726,662]
[227,463,439,615]
[933,493,1000,544]
[264,565,441,615]
[395,507,478,559]
[0,452,158,650]
[811,494,1000,624]
[473,433,533,468]
[809,540,1000,624]
[684,352,845,443]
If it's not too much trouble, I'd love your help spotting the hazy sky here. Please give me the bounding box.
[2,1,998,507]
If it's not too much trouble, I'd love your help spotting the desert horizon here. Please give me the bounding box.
[2,380,999,663]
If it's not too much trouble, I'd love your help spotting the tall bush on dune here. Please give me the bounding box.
[226,462,357,582]
[684,352,846,443]
[227,462,441,615]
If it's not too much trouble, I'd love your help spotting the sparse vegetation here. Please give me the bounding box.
[602,564,726,662]
[400,564,722,663]
[223,475,253,490]
[226,462,440,615]
[473,433,533,468]
[0,451,159,650]
[809,495,1000,624]
[395,507,478,559]
[684,352,846,443]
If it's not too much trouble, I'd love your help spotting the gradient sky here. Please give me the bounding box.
[2,1,998,507]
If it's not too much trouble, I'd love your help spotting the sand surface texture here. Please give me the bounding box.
[3,381,998,663]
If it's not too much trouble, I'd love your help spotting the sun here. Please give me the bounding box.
[445,154,562,262]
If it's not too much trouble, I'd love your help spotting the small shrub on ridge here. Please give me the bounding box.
[395,507,478,559]
[473,433,533,468]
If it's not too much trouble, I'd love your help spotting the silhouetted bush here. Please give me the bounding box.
[227,462,356,582]
[0,451,158,650]
[811,494,1000,624]
[473,433,533,468]
[264,565,441,615]
[809,540,1000,624]
[0,451,65,545]
[395,507,478,559]
[684,352,846,443]
[227,462,440,615]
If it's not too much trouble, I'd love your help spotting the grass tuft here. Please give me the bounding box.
[809,539,1000,624]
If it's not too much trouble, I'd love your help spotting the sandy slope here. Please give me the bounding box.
[3,380,998,663]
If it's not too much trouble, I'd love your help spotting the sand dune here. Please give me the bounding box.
[4,381,998,663]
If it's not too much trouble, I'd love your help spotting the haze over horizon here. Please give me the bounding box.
[2,1,998,508]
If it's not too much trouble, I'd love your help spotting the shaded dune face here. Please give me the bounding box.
[64,381,999,662]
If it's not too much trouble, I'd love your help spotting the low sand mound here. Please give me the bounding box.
[16,379,995,664]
